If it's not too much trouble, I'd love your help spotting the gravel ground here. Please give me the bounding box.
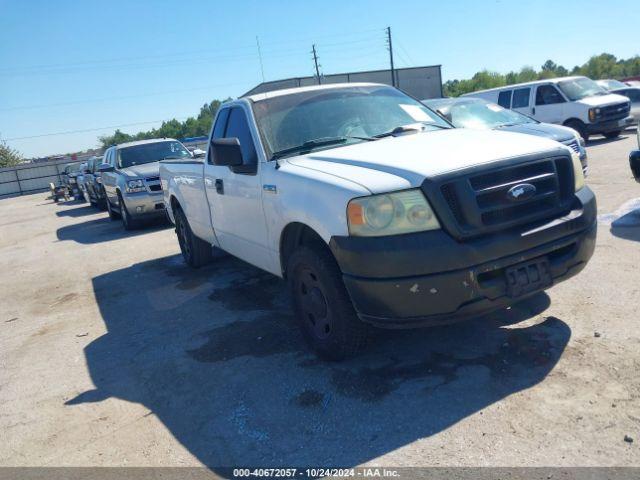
[1,132,639,471]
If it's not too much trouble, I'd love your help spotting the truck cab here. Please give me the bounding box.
[161,83,597,360]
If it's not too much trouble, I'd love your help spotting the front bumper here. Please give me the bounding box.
[587,115,634,134]
[330,187,597,328]
[122,191,166,218]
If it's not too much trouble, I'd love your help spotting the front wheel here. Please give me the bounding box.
[174,207,213,268]
[603,130,621,139]
[118,193,137,230]
[106,196,120,220]
[564,119,588,143]
[287,246,369,360]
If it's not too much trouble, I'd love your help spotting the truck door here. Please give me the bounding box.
[511,87,534,117]
[533,84,566,124]
[203,105,272,272]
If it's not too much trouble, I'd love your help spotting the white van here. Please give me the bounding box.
[464,76,633,141]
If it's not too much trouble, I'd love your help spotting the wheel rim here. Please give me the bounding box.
[177,216,191,260]
[296,266,331,340]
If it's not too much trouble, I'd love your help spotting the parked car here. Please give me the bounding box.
[464,76,634,141]
[423,97,588,175]
[61,163,83,199]
[83,156,107,208]
[100,138,192,229]
[595,79,629,91]
[160,83,596,360]
[630,128,640,183]
[608,86,640,125]
[76,162,89,203]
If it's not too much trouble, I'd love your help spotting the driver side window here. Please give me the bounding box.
[536,85,565,105]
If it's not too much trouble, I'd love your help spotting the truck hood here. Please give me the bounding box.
[286,128,566,194]
[120,162,160,178]
[499,122,576,143]
[577,93,629,107]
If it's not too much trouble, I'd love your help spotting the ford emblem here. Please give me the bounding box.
[507,183,537,202]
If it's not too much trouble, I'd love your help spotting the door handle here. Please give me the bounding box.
[215,179,224,194]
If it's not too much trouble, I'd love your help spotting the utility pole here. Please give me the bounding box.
[386,26,396,87]
[256,36,266,83]
[312,44,321,84]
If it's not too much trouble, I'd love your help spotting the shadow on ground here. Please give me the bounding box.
[599,197,640,242]
[56,217,170,244]
[67,249,569,469]
[586,132,630,147]
[55,204,100,218]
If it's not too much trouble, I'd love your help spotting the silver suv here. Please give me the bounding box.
[99,138,193,229]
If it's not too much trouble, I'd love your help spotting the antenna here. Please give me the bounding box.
[256,36,266,83]
[386,26,396,87]
[312,44,321,85]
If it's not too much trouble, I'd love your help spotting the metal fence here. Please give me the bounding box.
[0,159,84,198]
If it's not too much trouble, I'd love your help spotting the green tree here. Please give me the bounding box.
[98,98,230,149]
[0,140,23,167]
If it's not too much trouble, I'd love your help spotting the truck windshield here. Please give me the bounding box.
[117,141,191,168]
[558,78,607,101]
[251,85,451,159]
[431,99,536,129]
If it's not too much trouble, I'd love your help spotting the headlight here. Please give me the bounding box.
[126,179,145,193]
[347,189,440,237]
[96,177,102,184]
[588,107,601,123]
[571,152,585,191]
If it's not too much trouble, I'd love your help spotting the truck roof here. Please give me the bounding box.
[463,76,587,96]
[116,138,179,149]
[244,82,386,103]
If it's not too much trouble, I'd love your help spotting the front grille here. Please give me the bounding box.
[599,102,630,122]
[563,139,580,154]
[435,156,574,237]
[145,176,162,192]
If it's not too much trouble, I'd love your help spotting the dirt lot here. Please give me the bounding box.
[1,133,639,471]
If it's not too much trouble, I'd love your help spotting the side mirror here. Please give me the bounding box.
[630,150,640,183]
[192,148,206,158]
[210,138,243,167]
[98,163,114,173]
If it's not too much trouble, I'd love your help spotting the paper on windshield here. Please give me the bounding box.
[486,104,503,112]
[399,104,434,122]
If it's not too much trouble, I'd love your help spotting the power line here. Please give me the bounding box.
[4,117,191,141]
[0,81,250,112]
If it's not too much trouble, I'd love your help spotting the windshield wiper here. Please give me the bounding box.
[271,136,373,160]
[374,123,449,139]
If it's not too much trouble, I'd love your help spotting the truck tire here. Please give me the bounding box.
[106,197,120,220]
[603,130,621,139]
[564,119,588,143]
[174,207,212,268]
[118,192,138,231]
[287,245,369,360]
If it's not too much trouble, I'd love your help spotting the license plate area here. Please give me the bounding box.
[505,258,552,298]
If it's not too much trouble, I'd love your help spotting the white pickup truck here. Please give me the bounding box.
[160,83,597,360]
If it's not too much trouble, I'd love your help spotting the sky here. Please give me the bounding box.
[1,0,639,158]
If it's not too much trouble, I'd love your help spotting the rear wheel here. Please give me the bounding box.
[287,245,369,360]
[564,119,588,143]
[174,206,213,268]
[604,130,621,139]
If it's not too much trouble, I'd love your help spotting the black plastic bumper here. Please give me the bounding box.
[587,116,634,134]
[330,187,597,328]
